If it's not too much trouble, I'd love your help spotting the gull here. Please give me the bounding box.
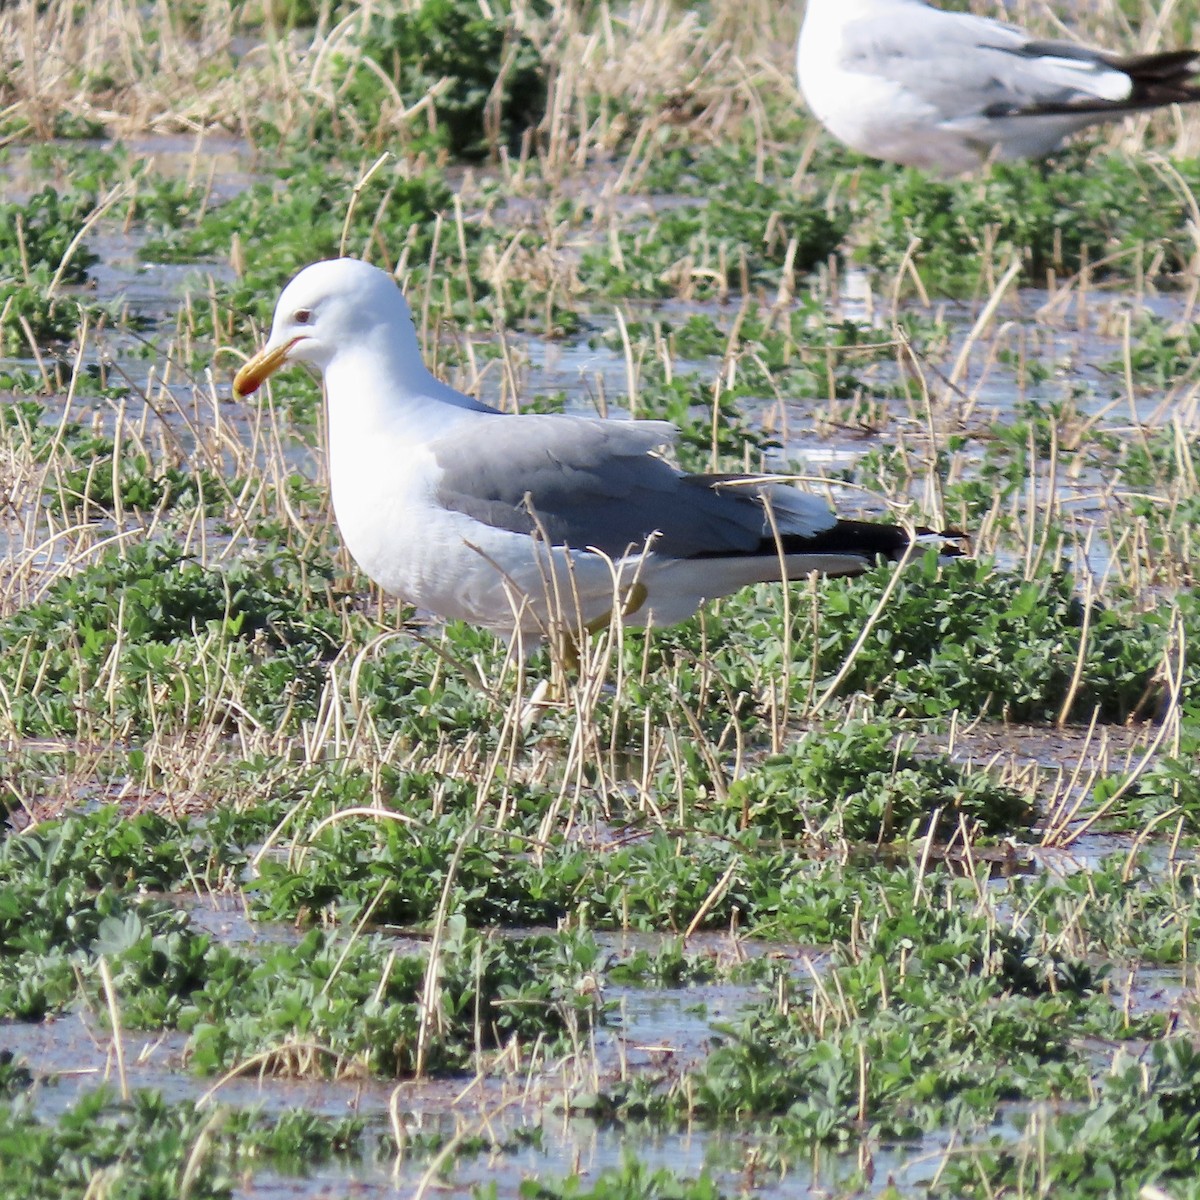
[797,0,1200,173]
[234,258,953,655]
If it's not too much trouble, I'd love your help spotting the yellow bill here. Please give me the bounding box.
[233,337,302,398]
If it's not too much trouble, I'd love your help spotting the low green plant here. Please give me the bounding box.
[804,556,1168,722]
[578,181,846,300]
[938,1038,1200,1197]
[856,149,1200,293]
[508,1157,729,1199]
[333,0,552,158]
[0,1084,392,1200]
[724,720,1032,843]
[0,542,346,739]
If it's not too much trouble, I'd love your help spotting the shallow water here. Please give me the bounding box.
[0,964,1017,1198]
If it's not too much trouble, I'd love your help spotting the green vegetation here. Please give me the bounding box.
[724,719,1032,841]
[0,543,346,739]
[0,1085,389,1200]
[853,148,1200,294]
[1,0,1199,1195]
[509,1159,730,1198]
[0,188,99,350]
[335,0,552,158]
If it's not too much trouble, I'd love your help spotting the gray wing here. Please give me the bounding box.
[430,413,836,559]
[839,4,1136,118]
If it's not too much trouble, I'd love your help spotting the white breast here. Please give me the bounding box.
[797,1,949,168]
[327,423,630,639]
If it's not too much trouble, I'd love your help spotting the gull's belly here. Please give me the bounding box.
[343,506,630,635]
[798,13,995,172]
[949,111,1094,162]
[797,15,922,155]
[329,447,625,636]
[800,56,958,168]
[330,462,496,621]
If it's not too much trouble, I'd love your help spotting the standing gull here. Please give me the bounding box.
[234,259,950,649]
[797,0,1200,173]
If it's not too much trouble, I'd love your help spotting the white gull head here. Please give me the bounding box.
[234,258,426,395]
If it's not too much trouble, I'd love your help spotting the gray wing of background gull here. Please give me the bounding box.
[430,413,915,563]
[838,6,1200,120]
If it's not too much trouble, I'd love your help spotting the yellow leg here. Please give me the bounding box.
[533,581,650,719]
[582,580,648,637]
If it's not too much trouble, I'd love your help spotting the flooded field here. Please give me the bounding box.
[1,0,1199,1197]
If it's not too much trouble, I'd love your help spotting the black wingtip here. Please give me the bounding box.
[1106,47,1200,84]
[780,519,970,563]
[1001,45,1200,119]
[1119,48,1200,109]
[910,526,971,561]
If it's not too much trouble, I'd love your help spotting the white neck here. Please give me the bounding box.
[324,341,491,450]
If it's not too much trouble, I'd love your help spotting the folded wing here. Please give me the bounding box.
[429,413,849,561]
[837,5,1200,122]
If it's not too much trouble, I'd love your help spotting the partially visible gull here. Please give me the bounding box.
[797,0,1200,173]
[234,258,954,650]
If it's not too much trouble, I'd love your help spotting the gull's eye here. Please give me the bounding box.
[294,308,313,325]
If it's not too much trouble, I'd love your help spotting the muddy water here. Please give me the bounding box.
[6,896,1186,1195]
[0,921,986,1198]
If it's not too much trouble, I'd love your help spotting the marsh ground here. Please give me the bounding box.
[1,0,1199,1196]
